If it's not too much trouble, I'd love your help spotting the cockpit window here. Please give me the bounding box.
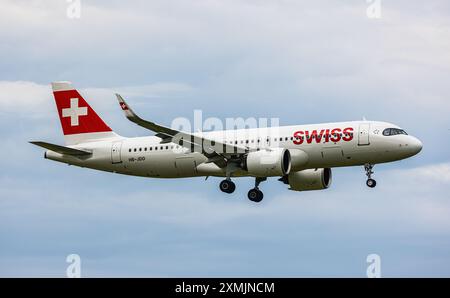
[383,128,408,136]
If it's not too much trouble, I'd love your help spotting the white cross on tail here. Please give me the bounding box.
[62,98,88,126]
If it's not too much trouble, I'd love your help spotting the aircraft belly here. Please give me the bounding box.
[321,146,346,167]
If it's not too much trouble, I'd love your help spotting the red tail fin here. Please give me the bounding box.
[51,82,119,145]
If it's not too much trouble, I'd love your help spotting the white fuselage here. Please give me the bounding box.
[45,121,422,178]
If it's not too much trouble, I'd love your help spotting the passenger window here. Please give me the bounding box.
[134,148,137,152]
[129,149,131,152]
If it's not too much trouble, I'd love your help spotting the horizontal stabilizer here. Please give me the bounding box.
[29,141,92,156]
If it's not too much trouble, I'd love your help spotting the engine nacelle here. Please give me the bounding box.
[289,149,309,171]
[245,148,291,177]
[280,168,332,191]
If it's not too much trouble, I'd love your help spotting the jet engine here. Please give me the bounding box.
[279,168,332,191]
[244,148,291,177]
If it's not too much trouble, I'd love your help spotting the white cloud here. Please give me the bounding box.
[392,162,450,184]
[86,82,195,103]
[1,1,450,122]
[0,80,194,114]
[0,81,52,112]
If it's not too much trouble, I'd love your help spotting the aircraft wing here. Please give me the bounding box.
[115,94,248,162]
[30,141,92,156]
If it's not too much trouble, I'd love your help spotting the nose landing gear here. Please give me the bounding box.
[366,178,377,188]
[364,164,377,188]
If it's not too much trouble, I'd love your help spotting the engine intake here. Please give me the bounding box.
[280,168,332,191]
[244,148,291,177]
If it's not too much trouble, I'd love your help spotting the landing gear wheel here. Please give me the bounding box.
[248,188,263,202]
[219,179,235,194]
[366,179,377,188]
[364,164,377,188]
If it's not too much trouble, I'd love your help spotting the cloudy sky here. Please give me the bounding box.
[1,0,450,277]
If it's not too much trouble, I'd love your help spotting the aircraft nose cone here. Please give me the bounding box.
[409,137,423,155]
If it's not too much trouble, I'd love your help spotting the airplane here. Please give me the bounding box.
[30,81,423,203]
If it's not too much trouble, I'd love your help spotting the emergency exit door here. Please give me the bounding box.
[111,141,123,164]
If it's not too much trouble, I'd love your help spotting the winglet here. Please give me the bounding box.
[114,94,178,138]
[115,93,138,120]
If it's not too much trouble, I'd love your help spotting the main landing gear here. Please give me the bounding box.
[364,164,377,188]
[247,177,266,203]
[219,179,236,194]
[219,177,267,203]
[219,163,237,194]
